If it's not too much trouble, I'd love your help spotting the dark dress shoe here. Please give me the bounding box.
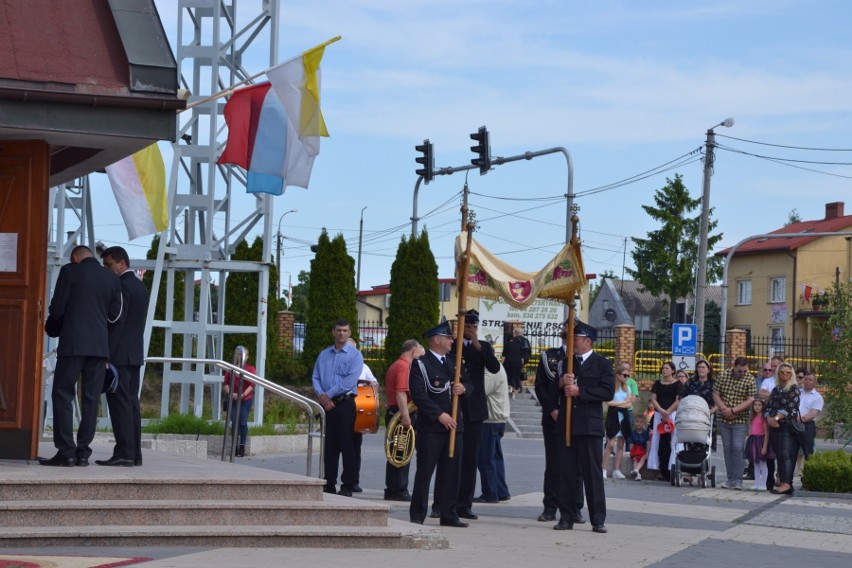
[592,524,608,533]
[499,496,511,502]
[537,512,556,522]
[410,518,424,525]
[573,512,587,524]
[457,509,479,520]
[553,520,573,530]
[95,456,134,467]
[429,510,441,519]
[323,485,336,494]
[473,496,499,503]
[338,486,353,497]
[75,458,89,467]
[770,487,794,495]
[38,454,75,467]
[134,459,143,466]
[351,484,363,493]
[440,519,469,528]
[384,491,411,502]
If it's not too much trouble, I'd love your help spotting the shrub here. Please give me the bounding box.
[143,413,224,436]
[801,449,852,493]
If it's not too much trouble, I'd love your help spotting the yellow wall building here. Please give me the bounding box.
[718,202,852,354]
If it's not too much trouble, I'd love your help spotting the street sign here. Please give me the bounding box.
[672,323,697,371]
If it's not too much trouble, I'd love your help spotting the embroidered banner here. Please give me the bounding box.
[455,232,587,309]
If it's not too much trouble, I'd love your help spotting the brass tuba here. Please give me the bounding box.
[385,402,417,468]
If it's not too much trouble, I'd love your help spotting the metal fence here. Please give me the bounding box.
[340,321,831,378]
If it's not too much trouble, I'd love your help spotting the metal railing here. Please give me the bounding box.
[146,356,325,478]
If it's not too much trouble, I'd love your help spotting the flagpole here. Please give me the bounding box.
[181,36,342,112]
[449,210,475,459]
[564,212,581,447]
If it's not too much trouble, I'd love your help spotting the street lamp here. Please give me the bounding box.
[357,206,367,292]
[276,209,298,302]
[694,117,734,342]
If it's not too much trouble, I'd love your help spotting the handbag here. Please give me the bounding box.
[788,420,805,435]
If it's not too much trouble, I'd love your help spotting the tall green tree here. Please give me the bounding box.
[385,230,440,365]
[223,236,278,361]
[288,270,310,320]
[303,230,358,365]
[143,235,185,358]
[628,174,723,324]
[816,282,852,438]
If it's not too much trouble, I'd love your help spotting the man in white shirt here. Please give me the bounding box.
[798,371,823,464]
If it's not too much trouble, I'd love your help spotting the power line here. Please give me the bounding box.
[715,143,852,166]
[715,133,852,152]
[715,144,852,180]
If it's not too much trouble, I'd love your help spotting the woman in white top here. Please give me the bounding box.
[602,368,636,479]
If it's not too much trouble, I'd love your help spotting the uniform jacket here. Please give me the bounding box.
[455,339,500,423]
[554,350,615,437]
[109,270,149,366]
[49,257,122,358]
[409,351,473,433]
[535,346,566,426]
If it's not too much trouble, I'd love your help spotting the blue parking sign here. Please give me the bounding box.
[672,324,697,356]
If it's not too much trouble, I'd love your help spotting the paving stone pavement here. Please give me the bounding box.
[3,435,849,567]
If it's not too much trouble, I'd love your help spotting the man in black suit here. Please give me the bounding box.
[409,321,473,528]
[450,309,500,520]
[41,246,122,467]
[534,327,586,524]
[97,246,149,467]
[554,321,615,533]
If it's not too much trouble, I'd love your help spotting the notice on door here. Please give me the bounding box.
[0,233,18,272]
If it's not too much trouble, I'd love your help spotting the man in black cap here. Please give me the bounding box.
[534,325,586,524]
[554,320,614,534]
[440,308,501,520]
[409,321,473,527]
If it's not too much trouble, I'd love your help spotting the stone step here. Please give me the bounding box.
[512,416,541,429]
[0,522,447,549]
[0,478,323,502]
[0,499,389,528]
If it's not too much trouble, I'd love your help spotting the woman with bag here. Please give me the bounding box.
[765,363,802,495]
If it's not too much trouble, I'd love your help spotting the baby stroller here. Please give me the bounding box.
[670,395,716,488]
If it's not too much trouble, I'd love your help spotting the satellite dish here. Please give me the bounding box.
[604,308,617,322]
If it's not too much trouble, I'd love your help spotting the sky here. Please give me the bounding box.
[90,0,852,299]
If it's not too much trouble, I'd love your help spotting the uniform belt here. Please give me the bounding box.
[331,393,355,404]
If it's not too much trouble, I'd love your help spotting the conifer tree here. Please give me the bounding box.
[303,230,358,365]
[385,230,439,365]
[628,174,722,324]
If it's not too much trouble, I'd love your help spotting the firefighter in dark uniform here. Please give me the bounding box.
[409,321,473,527]
[554,320,615,533]
[534,326,586,523]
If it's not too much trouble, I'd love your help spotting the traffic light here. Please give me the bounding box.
[470,126,491,175]
[415,139,434,183]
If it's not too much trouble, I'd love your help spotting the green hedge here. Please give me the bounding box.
[801,449,852,493]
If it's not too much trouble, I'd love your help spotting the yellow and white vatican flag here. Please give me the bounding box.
[105,143,169,241]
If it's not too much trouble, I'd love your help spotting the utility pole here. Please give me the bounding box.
[695,117,733,343]
[276,209,297,302]
[357,206,367,291]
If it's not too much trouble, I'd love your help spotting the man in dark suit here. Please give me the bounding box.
[97,246,149,467]
[450,309,500,520]
[409,321,473,528]
[554,321,615,533]
[41,245,122,467]
[534,327,586,524]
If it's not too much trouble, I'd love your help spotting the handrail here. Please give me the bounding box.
[146,356,325,478]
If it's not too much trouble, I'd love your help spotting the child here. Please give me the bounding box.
[747,399,773,491]
[628,414,651,480]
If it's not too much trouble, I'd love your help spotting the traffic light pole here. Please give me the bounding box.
[411,146,575,244]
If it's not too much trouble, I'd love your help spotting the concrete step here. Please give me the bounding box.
[0,521,447,549]
[0,499,390,527]
[0,478,323,502]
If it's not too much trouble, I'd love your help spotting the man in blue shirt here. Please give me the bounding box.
[312,319,364,496]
